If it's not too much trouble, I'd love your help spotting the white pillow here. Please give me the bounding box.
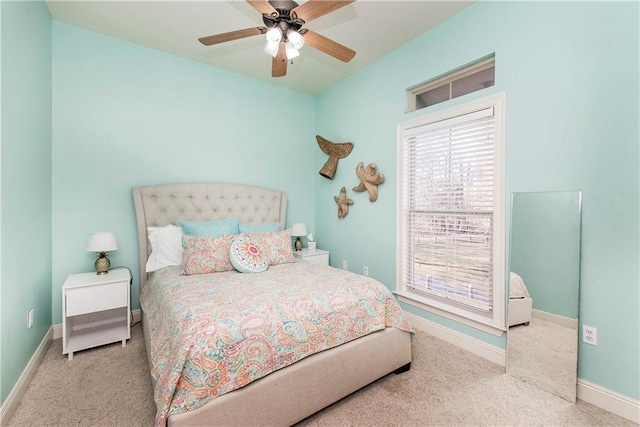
[509,272,530,299]
[145,224,184,272]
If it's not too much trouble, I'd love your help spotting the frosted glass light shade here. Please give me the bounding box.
[264,40,279,57]
[285,42,299,60]
[290,223,308,237]
[265,27,283,43]
[86,232,119,252]
[287,30,304,49]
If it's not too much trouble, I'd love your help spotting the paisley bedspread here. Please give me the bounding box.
[141,260,414,426]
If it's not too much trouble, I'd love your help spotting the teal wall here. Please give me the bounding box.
[53,22,315,323]
[51,22,316,323]
[0,0,52,404]
[315,2,639,400]
[510,191,581,319]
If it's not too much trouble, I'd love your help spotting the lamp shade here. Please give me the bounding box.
[290,223,308,237]
[86,232,119,252]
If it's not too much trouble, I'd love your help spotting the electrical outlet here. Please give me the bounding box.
[342,260,348,270]
[28,309,34,329]
[583,325,597,346]
[363,266,369,276]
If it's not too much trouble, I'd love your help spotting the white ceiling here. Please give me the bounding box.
[46,1,474,95]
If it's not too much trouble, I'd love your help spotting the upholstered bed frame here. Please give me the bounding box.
[508,297,533,327]
[132,182,412,426]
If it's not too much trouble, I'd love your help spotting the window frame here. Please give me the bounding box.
[396,92,507,333]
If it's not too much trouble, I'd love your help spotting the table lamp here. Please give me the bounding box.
[290,223,308,251]
[86,232,119,274]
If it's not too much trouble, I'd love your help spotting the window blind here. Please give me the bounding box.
[401,107,496,312]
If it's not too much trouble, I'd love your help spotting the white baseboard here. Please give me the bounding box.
[406,311,640,424]
[405,311,506,366]
[532,309,578,329]
[0,327,53,427]
[577,379,640,424]
[52,309,141,340]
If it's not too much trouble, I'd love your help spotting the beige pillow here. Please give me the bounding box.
[245,229,295,266]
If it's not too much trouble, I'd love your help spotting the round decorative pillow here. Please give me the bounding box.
[229,235,269,273]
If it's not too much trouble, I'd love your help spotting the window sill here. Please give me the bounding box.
[394,290,505,337]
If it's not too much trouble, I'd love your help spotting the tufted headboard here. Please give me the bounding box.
[132,182,287,289]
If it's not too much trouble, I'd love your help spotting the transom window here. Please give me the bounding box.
[396,92,506,331]
[407,55,495,112]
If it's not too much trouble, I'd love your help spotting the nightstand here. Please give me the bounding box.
[293,248,329,265]
[62,269,131,360]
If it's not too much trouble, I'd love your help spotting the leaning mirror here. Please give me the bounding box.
[506,191,582,402]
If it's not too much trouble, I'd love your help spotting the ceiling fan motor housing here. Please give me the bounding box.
[263,0,304,33]
[269,0,299,15]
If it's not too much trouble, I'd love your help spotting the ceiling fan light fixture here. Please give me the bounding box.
[287,29,304,50]
[285,41,300,60]
[265,27,283,43]
[198,0,357,78]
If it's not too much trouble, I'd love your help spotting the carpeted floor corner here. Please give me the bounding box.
[8,322,156,426]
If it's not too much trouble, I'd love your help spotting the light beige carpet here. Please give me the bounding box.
[7,323,635,426]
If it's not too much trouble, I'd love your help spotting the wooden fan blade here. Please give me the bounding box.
[303,29,355,62]
[199,27,263,46]
[246,0,278,16]
[292,0,354,24]
[272,42,288,77]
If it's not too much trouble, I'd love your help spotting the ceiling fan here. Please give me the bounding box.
[198,0,356,78]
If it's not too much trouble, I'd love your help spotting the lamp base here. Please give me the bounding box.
[294,237,302,251]
[95,252,111,275]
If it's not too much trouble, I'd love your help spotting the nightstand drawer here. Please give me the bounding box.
[304,253,329,265]
[293,249,329,266]
[66,281,128,316]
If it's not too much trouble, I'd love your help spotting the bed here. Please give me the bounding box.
[508,272,532,327]
[132,182,414,426]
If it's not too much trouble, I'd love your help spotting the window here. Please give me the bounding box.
[408,55,495,112]
[396,93,506,331]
